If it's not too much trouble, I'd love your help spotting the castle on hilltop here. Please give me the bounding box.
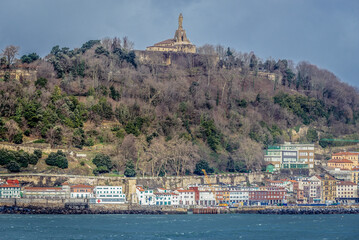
[146,13,196,53]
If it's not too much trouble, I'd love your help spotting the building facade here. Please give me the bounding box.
[0,180,20,198]
[70,184,93,199]
[317,175,337,203]
[176,189,196,206]
[264,143,315,170]
[327,159,354,170]
[332,152,359,166]
[136,186,155,206]
[336,181,358,199]
[91,186,126,204]
[23,186,69,199]
[352,166,359,184]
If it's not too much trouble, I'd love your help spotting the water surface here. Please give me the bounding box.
[0,214,357,239]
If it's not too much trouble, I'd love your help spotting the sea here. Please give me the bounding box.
[0,214,358,240]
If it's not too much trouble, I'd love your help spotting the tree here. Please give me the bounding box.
[21,53,40,64]
[194,159,214,175]
[306,128,318,143]
[47,126,63,147]
[92,153,113,170]
[13,132,23,144]
[1,45,19,68]
[45,150,68,169]
[35,77,48,88]
[34,149,43,159]
[7,160,20,172]
[72,128,85,149]
[124,160,136,177]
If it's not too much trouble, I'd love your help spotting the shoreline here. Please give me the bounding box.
[2,205,359,215]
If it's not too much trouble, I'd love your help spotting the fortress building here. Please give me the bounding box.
[146,13,196,53]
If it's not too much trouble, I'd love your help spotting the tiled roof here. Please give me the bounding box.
[176,189,195,193]
[154,38,175,45]
[337,181,356,186]
[70,184,93,189]
[0,183,20,188]
[328,159,353,163]
[333,152,359,156]
[136,186,144,192]
[24,187,62,191]
[7,179,19,184]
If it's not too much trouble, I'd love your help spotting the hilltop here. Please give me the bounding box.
[1,38,359,176]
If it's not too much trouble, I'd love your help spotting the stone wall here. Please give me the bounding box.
[0,143,64,154]
[0,69,37,82]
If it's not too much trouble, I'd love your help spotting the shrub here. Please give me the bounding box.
[124,160,136,177]
[7,160,20,172]
[93,166,110,175]
[29,154,39,165]
[33,149,42,159]
[33,139,46,143]
[194,159,214,175]
[13,132,23,144]
[24,129,31,136]
[45,150,68,169]
[92,153,112,170]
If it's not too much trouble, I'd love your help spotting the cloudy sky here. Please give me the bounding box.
[1,0,358,86]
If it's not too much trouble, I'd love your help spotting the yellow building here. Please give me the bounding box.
[332,152,359,166]
[317,174,337,202]
[352,166,359,184]
[146,14,196,53]
[327,158,353,170]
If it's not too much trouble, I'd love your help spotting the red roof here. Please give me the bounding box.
[0,183,20,188]
[176,189,195,193]
[136,186,145,192]
[333,152,359,156]
[70,184,93,189]
[24,187,62,191]
[328,159,353,163]
[337,181,356,186]
[7,179,19,185]
[154,192,175,196]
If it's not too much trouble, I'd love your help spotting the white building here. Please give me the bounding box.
[229,190,249,204]
[154,192,176,206]
[198,191,216,206]
[0,181,20,198]
[23,186,70,199]
[264,143,315,170]
[91,186,126,204]
[136,186,155,205]
[336,181,358,199]
[175,189,196,206]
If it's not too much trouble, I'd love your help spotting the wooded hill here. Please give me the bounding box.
[1,38,359,176]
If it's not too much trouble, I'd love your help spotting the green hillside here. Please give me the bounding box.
[1,38,359,176]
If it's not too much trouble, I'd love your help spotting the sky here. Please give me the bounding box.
[0,0,358,86]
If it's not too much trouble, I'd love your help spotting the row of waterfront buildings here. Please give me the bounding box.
[0,180,126,204]
[0,175,358,206]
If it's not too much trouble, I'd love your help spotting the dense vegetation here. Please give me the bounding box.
[1,38,359,176]
[0,149,42,172]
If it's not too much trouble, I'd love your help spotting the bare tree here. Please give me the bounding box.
[1,45,20,68]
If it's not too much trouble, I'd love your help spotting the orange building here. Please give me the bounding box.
[70,184,93,198]
[327,159,353,170]
[332,152,359,166]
